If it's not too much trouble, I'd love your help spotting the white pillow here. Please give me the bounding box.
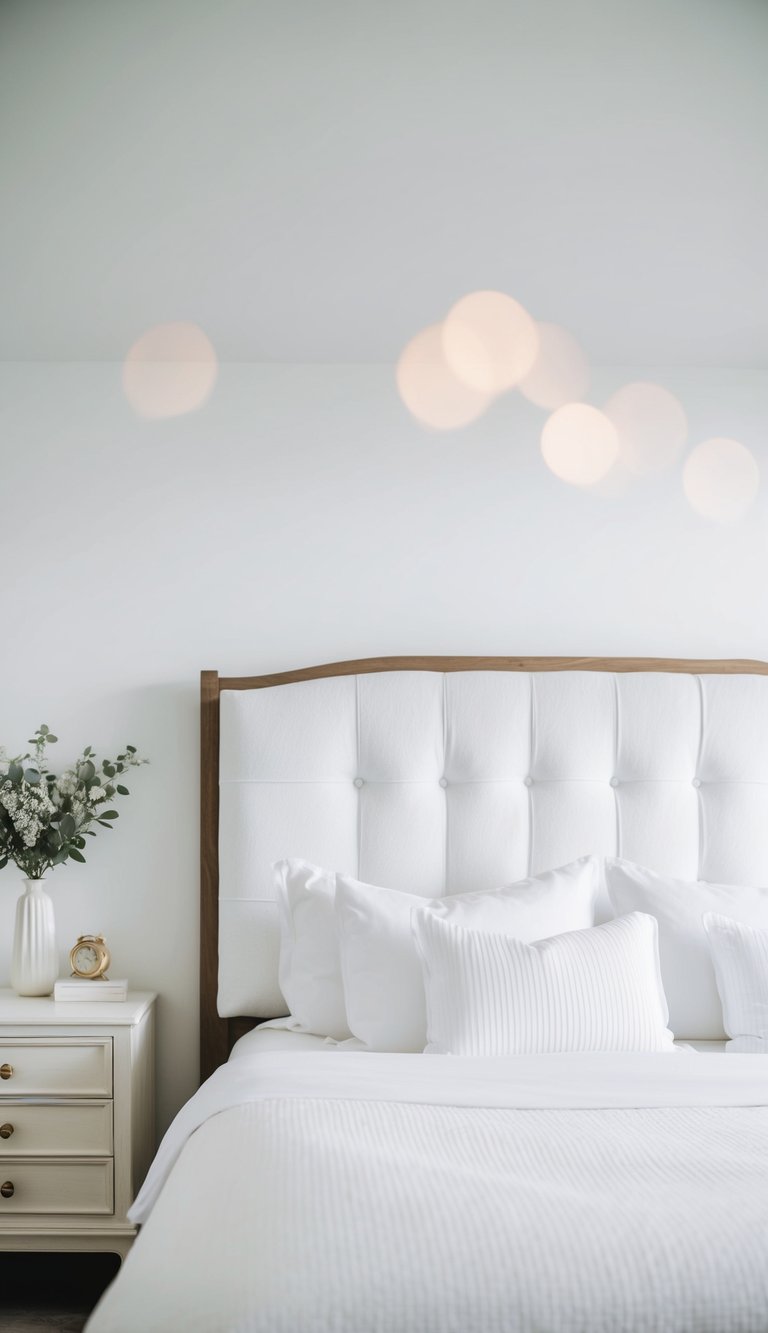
[703,913,768,1044]
[414,911,674,1056]
[335,857,601,1052]
[273,859,351,1041]
[605,858,768,1039]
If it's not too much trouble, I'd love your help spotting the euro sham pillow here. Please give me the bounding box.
[703,913,768,1047]
[605,858,768,1039]
[273,859,352,1041]
[335,857,602,1052]
[414,910,674,1056]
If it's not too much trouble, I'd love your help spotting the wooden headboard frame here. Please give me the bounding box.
[200,655,768,1080]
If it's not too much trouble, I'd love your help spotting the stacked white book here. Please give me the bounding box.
[54,978,128,1002]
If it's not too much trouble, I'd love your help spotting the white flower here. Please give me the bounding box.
[89,786,107,802]
[0,780,55,848]
[56,772,78,797]
[0,784,19,814]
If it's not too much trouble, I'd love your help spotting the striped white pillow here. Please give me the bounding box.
[703,913,768,1045]
[413,911,674,1055]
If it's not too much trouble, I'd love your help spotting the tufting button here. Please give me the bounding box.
[439,777,448,789]
[354,777,364,789]
[609,777,619,788]
[692,777,701,789]
[524,776,533,788]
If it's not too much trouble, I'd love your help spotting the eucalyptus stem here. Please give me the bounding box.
[0,727,148,878]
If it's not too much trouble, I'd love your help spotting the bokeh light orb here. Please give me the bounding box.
[518,322,590,410]
[604,381,687,475]
[123,322,218,419]
[441,291,539,394]
[540,403,619,487]
[396,323,493,429]
[683,437,759,522]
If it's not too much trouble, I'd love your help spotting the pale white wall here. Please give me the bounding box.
[2,0,767,365]
[1,360,766,1129]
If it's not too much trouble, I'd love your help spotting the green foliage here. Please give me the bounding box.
[0,726,148,880]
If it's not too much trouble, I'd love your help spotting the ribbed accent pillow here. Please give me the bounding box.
[414,911,675,1055]
[336,857,601,1051]
[703,913,768,1044]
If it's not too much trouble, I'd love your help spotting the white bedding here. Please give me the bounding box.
[230,1018,730,1058]
[88,1050,768,1333]
[229,1018,363,1056]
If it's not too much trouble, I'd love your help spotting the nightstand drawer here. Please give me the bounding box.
[0,1159,113,1215]
[0,1102,112,1156]
[0,1041,112,1096]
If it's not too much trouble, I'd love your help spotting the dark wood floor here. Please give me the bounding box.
[0,1253,120,1332]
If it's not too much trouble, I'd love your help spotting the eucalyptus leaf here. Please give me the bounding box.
[0,723,147,875]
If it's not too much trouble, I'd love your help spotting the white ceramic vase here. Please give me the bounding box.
[11,877,58,997]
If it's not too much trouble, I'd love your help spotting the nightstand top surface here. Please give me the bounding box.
[0,988,156,1025]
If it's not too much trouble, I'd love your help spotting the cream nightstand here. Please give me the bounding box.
[0,989,156,1261]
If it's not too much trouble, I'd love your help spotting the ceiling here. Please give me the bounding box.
[1,0,767,365]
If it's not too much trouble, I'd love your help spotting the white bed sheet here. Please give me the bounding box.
[229,1017,366,1057]
[230,1018,729,1058]
[88,1050,768,1333]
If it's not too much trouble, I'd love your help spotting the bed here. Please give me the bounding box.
[87,656,768,1332]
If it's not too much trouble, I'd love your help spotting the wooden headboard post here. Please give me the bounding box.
[200,669,229,1082]
[200,656,768,1081]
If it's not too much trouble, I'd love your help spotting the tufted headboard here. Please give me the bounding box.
[200,656,768,1078]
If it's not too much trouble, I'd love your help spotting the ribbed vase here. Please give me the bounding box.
[11,877,58,997]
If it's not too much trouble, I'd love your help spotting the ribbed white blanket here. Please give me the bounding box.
[88,1052,768,1333]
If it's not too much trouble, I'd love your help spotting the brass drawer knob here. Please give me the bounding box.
[0,1064,13,1081]
[0,1125,13,1140]
[0,1181,14,1199]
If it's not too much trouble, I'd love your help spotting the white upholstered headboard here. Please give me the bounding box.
[200,657,768,1076]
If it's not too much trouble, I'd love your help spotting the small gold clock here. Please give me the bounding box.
[69,934,111,980]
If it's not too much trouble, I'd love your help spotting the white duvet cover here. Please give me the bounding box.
[88,1051,768,1333]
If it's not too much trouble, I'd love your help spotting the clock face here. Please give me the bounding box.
[74,945,99,975]
[70,934,110,979]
